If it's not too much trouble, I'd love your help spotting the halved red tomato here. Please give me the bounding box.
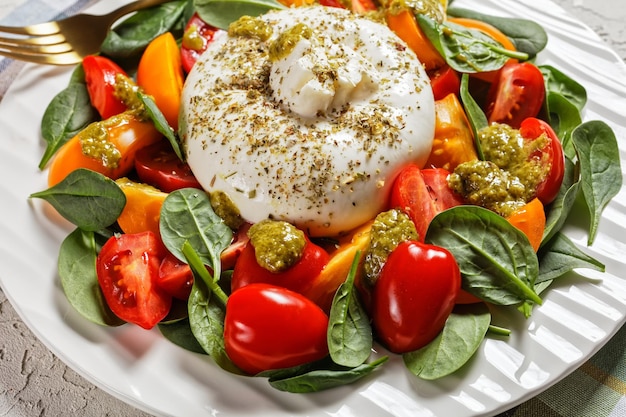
[82,55,128,119]
[389,166,464,241]
[519,117,565,204]
[157,253,194,300]
[134,141,203,192]
[486,61,546,129]
[96,231,172,329]
[180,13,220,73]
[429,65,461,101]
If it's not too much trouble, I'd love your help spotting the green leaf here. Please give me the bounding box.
[267,356,388,393]
[571,121,622,245]
[159,318,208,354]
[538,232,605,283]
[403,303,490,380]
[542,157,580,245]
[426,206,541,306]
[194,0,286,30]
[101,1,188,58]
[137,92,183,160]
[39,65,98,169]
[459,73,487,160]
[58,229,124,327]
[447,7,548,57]
[160,188,233,275]
[417,14,527,74]
[327,252,372,368]
[540,65,587,112]
[30,169,126,231]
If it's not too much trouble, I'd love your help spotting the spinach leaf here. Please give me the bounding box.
[30,169,126,232]
[267,356,388,393]
[447,7,548,57]
[571,121,622,245]
[537,232,605,283]
[194,0,286,30]
[540,65,587,113]
[39,65,97,169]
[542,157,580,245]
[417,15,528,74]
[58,228,124,326]
[160,188,232,275]
[184,242,242,373]
[137,92,183,160]
[403,303,490,380]
[459,73,487,159]
[327,252,372,368]
[159,318,207,354]
[426,206,541,307]
[101,1,187,58]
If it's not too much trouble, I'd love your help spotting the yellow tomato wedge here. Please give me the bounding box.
[506,198,546,252]
[116,178,168,237]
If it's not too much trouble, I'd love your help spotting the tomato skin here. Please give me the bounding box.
[486,61,546,129]
[372,241,461,353]
[157,253,193,300]
[134,141,203,192]
[180,13,220,74]
[96,232,172,329]
[429,66,461,101]
[221,222,251,271]
[389,165,464,241]
[519,118,565,204]
[224,283,329,374]
[83,55,128,119]
[231,234,330,297]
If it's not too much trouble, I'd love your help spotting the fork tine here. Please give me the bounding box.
[0,49,82,65]
[0,33,66,47]
[0,21,61,36]
[0,41,73,55]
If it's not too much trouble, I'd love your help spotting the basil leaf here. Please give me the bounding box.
[267,356,388,393]
[160,188,233,275]
[58,229,124,327]
[327,252,372,368]
[417,14,527,74]
[194,0,286,30]
[571,121,622,245]
[426,206,541,306]
[137,92,183,160]
[101,1,187,58]
[159,318,207,354]
[39,65,97,169]
[537,232,605,283]
[30,169,126,232]
[447,7,548,57]
[459,73,487,159]
[403,303,490,380]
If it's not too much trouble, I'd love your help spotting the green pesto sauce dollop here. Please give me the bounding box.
[248,219,306,273]
[269,23,313,61]
[209,190,244,231]
[363,209,418,286]
[448,123,550,217]
[228,15,273,42]
[79,117,123,169]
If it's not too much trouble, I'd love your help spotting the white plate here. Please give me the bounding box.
[1,0,626,416]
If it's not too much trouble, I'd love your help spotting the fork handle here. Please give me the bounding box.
[107,0,177,22]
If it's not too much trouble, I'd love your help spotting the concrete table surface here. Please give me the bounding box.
[1,1,625,416]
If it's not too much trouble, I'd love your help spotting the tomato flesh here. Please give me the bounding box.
[180,13,220,73]
[486,61,546,129]
[429,65,461,101]
[519,117,565,204]
[224,283,329,374]
[372,241,460,353]
[83,55,128,119]
[96,231,172,329]
[157,253,194,300]
[134,141,203,192]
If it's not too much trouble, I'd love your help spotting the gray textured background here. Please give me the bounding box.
[1,0,625,416]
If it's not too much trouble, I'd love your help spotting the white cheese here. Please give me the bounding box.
[180,6,435,236]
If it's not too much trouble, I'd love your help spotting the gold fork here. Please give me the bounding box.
[0,0,174,65]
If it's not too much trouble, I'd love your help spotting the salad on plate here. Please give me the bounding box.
[27,0,622,396]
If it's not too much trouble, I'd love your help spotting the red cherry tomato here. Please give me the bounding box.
[221,222,251,271]
[429,65,461,101]
[389,166,464,241]
[318,0,345,7]
[134,141,203,192]
[96,231,172,329]
[224,283,329,374]
[486,61,546,129]
[519,117,565,204]
[180,13,220,73]
[82,55,128,119]
[231,234,330,296]
[157,253,193,300]
[372,241,461,353]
